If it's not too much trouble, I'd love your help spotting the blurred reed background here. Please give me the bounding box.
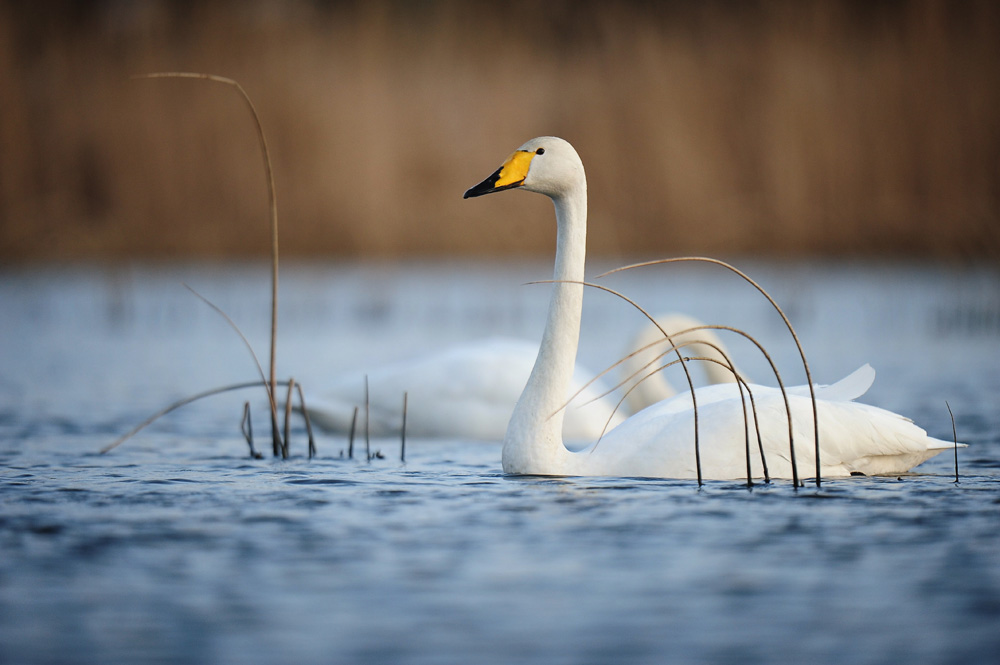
[1,0,998,262]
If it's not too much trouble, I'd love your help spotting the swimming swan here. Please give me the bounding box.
[305,314,729,441]
[464,136,957,479]
[305,337,624,440]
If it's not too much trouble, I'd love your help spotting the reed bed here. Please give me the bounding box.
[2,0,998,261]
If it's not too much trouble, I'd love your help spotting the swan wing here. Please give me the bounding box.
[627,365,877,420]
[580,380,957,479]
[801,397,958,475]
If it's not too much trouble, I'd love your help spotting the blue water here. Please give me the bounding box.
[1,260,999,664]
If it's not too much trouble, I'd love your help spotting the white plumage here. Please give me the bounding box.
[305,337,623,441]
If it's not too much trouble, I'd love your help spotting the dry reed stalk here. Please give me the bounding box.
[558,288,796,483]
[348,406,358,460]
[544,278,794,484]
[621,341,768,485]
[137,72,282,456]
[682,355,760,487]
[109,72,328,462]
[695,324,783,484]
[601,257,818,487]
[182,283,282,449]
[946,401,959,483]
[612,352,761,486]
[401,391,408,463]
[295,383,316,459]
[532,274,798,483]
[644,349,763,486]
[364,375,371,462]
[283,378,295,459]
[608,323,797,483]
[101,380,294,454]
[106,282,320,458]
[241,401,262,459]
[626,349,773,483]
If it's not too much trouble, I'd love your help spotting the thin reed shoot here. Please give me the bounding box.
[136,73,282,449]
[401,392,408,463]
[947,401,959,483]
[538,268,815,483]
[105,73,321,461]
[241,401,263,460]
[348,406,359,460]
[295,383,317,460]
[601,257,819,486]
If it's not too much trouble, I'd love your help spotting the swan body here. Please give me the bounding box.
[306,337,626,440]
[464,136,959,479]
[580,365,954,479]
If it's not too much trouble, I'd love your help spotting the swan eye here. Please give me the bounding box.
[535,148,545,155]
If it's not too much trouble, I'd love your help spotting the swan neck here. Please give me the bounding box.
[503,187,587,474]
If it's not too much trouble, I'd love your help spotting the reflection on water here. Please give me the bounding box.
[1,260,998,664]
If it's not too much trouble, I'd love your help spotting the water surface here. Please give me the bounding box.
[1,260,998,664]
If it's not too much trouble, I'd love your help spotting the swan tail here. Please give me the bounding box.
[925,436,968,450]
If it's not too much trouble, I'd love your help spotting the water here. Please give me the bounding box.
[2,259,999,664]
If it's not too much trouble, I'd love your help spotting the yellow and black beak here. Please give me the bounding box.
[463,149,535,199]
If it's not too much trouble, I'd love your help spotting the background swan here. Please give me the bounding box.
[305,313,732,441]
[305,337,620,440]
[464,136,958,479]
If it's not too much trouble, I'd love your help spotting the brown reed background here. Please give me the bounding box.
[1,0,998,262]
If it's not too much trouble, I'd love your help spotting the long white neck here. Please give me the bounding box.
[502,188,587,474]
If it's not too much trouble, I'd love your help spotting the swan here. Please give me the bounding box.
[305,337,624,440]
[305,314,731,441]
[463,136,959,479]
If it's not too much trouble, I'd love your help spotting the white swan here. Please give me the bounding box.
[305,337,624,441]
[305,314,731,441]
[464,136,959,479]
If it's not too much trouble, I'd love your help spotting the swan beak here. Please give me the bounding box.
[463,150,535,198]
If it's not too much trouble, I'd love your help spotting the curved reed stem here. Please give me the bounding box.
[182,284,282,453]
[293,382,316,460]
[600,257,817,487]
[946,401,959,483]
[101,379,299,454]
[561,317,792,483]
[135,71,282,457]
[612,353,764,485]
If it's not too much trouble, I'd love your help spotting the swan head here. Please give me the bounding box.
[463,136,585,200]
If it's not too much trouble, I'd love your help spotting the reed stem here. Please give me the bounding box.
[601,257,817,487]
[947,401,959,484]
[365,375,371,462]
[401,391,408,463]
[348,406,358,460]
[295,383,316,459]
